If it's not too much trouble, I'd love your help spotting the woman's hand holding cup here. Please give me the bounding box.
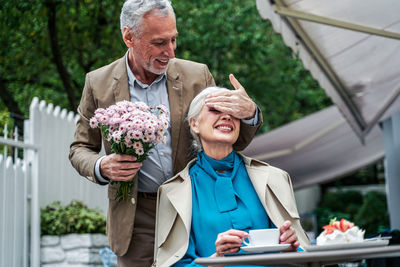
[242,221,299,251]
[213,221,299,258]
[279,220,300,251]
[213,229,249,257]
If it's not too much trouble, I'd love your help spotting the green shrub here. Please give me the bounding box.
[315,190,362,231]
[41,200,106,235]
[315,190,389,236]
[354,191,389,235]
[319,190,363,213]
[315,190,389,237]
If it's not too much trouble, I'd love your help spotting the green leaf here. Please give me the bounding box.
[40,200,106,235]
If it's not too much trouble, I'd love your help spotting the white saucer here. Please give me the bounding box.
[240,243,291,253]
[304,239,389,252]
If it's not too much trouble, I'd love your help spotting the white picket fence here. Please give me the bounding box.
[0,97,108,267]
[0,141,31,267]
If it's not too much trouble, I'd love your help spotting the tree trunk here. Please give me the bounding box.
[46,0,78,112]
[0,80,25,134]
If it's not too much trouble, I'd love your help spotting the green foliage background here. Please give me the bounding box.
[41,200,106,235]
[315,190,390,236]
[1,0,331,134]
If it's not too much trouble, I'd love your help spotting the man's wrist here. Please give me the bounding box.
[243,104,256,120]
[95,156,110,184]
[241,105,260,126]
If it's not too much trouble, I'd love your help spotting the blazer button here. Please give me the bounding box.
[131,197,136,205]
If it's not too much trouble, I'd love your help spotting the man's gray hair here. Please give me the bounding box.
[186,86,232,152]
[120,0,175,37]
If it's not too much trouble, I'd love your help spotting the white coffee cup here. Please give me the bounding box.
[243,228,280,247]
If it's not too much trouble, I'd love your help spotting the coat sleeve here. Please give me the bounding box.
[69,73,104,184]
[234,111,263,151]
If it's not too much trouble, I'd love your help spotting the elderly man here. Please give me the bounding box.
[69,0,261,266]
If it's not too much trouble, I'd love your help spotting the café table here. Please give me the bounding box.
[195,244,400,266]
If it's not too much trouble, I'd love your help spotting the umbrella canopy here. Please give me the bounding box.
[243,106,384,189]
[256,0,400,140]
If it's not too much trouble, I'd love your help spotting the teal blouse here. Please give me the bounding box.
[173,151,276,267]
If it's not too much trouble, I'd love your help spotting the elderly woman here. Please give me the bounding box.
[154,86,310,267]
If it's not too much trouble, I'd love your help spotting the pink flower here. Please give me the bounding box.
[106,108,116,117]
[146,124,154,132]
[161,118,169,129]
[112,130,122,143]
[157,105,169,115]
[132,130,143,140]
[126,130,135,139]
[145,130,156,142]
[125,122,134,130]
[89,117,98,128]
[99,115,109,124]
[135,102,149,111]
[110,117,123,125]
[133,141,143,149]
[95,108,106,114]
[119,122,129,133]
[136,123,145,131]
[157,128,165,135]
[135,147,144,155]
[156,135,167,144]
[121,113,131,121]
[125,136,133,147]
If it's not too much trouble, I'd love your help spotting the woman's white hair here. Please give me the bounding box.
[186,86,232,152]
[120,0,175,37]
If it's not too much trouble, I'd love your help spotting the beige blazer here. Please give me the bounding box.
[69,55,260,256]
[154,153,310,267]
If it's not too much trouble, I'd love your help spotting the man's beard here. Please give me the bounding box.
[147,59,169,75]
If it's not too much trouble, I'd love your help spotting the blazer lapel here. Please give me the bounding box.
[166,63,183,168]
[112,55,131,103]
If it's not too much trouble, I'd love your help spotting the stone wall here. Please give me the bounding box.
[41,233,112,266]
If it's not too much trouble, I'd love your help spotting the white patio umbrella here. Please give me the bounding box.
[243,106,384,189]
[250,0,400,228]
[256,0,400,139]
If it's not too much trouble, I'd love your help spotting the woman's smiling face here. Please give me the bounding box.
[190,105,240,150]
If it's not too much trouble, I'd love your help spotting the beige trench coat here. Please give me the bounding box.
[154,153,310,267]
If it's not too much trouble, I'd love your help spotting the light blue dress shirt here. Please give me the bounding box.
[125,61,174,192]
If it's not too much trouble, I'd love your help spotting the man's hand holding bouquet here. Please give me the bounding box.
[90,100,169,202]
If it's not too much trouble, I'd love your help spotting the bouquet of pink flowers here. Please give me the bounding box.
[89,100,169,202]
